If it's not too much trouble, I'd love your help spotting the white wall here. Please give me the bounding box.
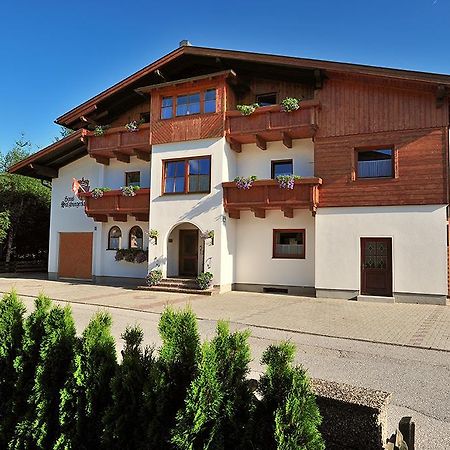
[97,218,148,278]
[236,138,314,178]
[49,156,100,275]
[49,155,151,279]
[315,205,448,296]
[148,138,230,285]
[234,209,315,286]
[103,156,150,189]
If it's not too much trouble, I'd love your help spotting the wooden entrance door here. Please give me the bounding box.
[179,230,198,277]
[58,232,93,280]
[361,238,392,296]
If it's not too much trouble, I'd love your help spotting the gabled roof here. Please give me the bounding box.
[7,131,86,180]
[56,45,450,129]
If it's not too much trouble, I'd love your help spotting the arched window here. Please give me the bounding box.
[108,226,122,250]
[129,226,143,249]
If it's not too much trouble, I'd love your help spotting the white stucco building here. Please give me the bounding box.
[10,44,450,305]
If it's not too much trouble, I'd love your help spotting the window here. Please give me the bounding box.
[125,171,140,187]
[273,229,305,259]
[357,148,393,178]
[161,97,173,119]
[256,93,277,106]
[129,226,143,249]
[176,93,201,116]
[163,156,211,194]
[140,112,150,123]
[108,226,122,250]
[271,159,293,179]
[204,89,216,113]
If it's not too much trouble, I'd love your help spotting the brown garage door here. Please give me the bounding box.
[58,232,93,280]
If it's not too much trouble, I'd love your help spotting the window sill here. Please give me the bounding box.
[272,256,306,260]
[162,191,211,196]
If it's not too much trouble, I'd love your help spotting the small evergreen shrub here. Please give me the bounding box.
[0,291,26,448]
[56,312,117,449]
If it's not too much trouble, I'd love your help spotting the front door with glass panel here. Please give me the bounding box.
[360,238,392,296]
[179,230,199,277]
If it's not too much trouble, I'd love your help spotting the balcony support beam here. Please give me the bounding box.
[113,151,130,163]
[134,213,148,222]
[255,134,267,150]
[228,138,242,153]
[134,149,151,161]
[252,208,266,219]
[228,209,240,219]
[282,207,294,218]
[111,214,127,222]
[91,214,108,223]
[282,132,292,149]
[93,155,110,165]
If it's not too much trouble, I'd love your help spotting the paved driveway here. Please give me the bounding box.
[0,274,449,351]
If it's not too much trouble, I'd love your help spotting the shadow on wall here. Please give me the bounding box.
[148,255,167,272]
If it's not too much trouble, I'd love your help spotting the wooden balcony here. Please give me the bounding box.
[222,178,322,218]
[83,124,151,165]
[79,188,150,222]
[225,100,320,151]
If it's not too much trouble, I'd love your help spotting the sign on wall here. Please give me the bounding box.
[60,177,90,209]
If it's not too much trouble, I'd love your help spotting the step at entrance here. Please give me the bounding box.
[137,278,215,296]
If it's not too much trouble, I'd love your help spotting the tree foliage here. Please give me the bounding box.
[0,135,50,262]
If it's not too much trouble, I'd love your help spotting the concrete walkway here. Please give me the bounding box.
[1,274,449,352]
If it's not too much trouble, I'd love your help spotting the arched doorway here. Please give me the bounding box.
[166,223,203,277]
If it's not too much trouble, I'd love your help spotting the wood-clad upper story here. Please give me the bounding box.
[9,45,450,208]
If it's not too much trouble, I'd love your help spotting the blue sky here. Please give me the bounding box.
[0,0,449,154]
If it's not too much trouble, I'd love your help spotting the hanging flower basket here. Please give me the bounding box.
[115,249,147,264]
[121,186,140,197]
[91,187,111,199]
[276,175,301,190]
[280,97,301,112]
[234,176,257,190]
[149,229,158,245]
[146,269,163,286]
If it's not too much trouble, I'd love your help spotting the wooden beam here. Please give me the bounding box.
[314,69,323,90]
[282,132,292,149]
[111,214,127,222]
[282,207,294,218]
[28,163,58,178]
[255,134,267,150]
[94,156,110,165]
[91,214,108,223]
[228,210,240,219]
[133,213,149,221]
[134,149,151,161]
[228,138,242,153]
[113,151,130,163]
[252,208,266,219]
[80,115,98,126]
[436,85,447,108]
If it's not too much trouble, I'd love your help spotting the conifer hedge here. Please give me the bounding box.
[0,291,324,450]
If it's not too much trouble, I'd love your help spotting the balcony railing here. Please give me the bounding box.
[83,124,151,164]
[225,100,320,151]
[79,188,150,222]
[222,178,322,218]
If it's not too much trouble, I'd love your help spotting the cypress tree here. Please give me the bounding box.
[9,293,52,450]
[22,304,76,449]
[0,291,26,448]
[55,312,117,449]
[102,325,156,450]
[171,321,253,449]
[146,307,201,448]
[253,342,324,450]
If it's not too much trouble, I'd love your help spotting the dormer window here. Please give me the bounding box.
[160,89,217,119]
[256,92,277,106]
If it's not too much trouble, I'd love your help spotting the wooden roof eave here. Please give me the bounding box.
[55,46,450,129]
[7,130,87,180]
